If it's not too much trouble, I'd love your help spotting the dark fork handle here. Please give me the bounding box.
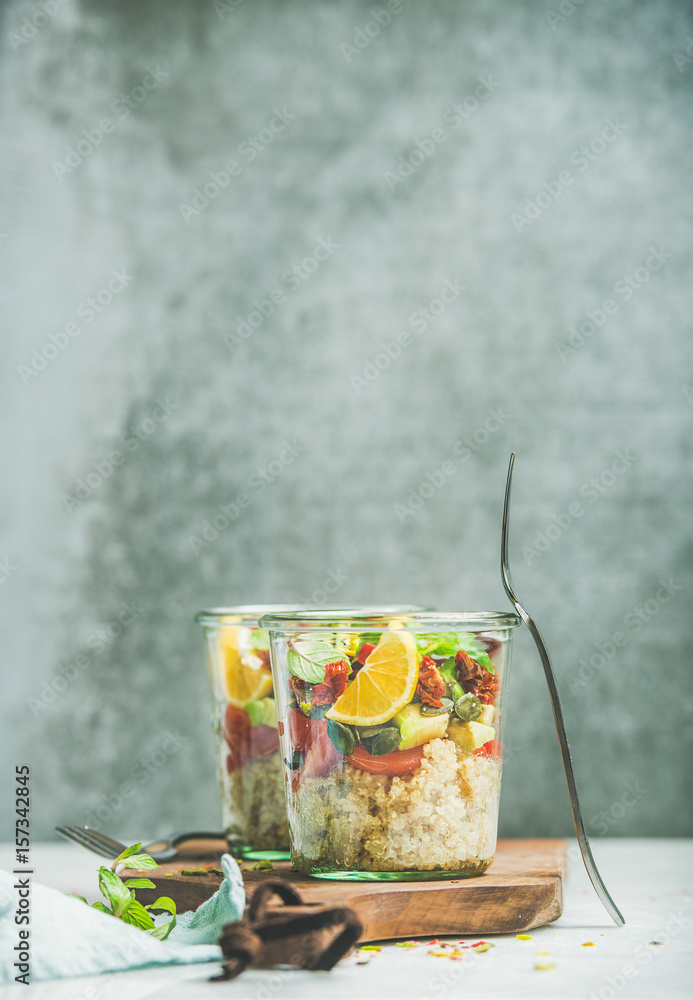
[143,831,227,862]
[163,831,226,849]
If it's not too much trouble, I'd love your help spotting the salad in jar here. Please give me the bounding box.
[261,612,520,879]
[196,608,289,859]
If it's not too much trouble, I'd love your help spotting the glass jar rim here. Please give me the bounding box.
[194,604,429,626]
[258,610,521,632]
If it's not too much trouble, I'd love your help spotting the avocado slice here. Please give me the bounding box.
[447,719,495,752]
[394,702,449,750]
[244,697,278,728]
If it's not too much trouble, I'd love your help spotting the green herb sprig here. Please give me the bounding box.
[73,842,177,940]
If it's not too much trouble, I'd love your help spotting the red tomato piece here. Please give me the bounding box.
[356,642,376,664]
[347,744,425,776]
[285,706,318,753]
[222,704,251,755]
[474,739,500,758]
[248,724,280,758]
[223,704,279,769]
[291,718,342,790]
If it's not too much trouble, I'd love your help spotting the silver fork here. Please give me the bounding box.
[55,825,225,863]
[501,453,624,926]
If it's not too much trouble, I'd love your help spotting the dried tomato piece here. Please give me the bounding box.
[288,674,307,703]
[312,659,349,705]
[455,650,497,704]
[416,655,446,708]
[355,642,376,664]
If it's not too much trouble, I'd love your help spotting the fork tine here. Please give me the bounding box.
[81,827,129,853]
[69,827,127,858]
[55,826,118,859]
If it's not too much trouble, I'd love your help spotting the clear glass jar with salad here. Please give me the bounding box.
[260,611,520,880]
[196,607,291,860]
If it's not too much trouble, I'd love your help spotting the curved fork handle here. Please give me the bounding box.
[501,453,625,927]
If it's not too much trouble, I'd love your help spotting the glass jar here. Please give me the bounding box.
[260,610,520,880]
[195,606,291,860]
[196,605,428,861]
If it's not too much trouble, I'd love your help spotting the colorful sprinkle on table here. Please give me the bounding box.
[429,947,464,960]
[516,934,533,940]
[395,940,418,947]
[581,941,595,947]
[535,961,556,971]
[360,945,381,951]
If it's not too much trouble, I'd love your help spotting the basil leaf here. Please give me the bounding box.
[439,656,463,701]
[415,633,459,656]
[355,633,382,650]
[124,877,156,889]
[287,640,346,684]
[415,632,495,674]
[458,634,495,674]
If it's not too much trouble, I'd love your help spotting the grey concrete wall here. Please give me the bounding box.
[1,0,691,843]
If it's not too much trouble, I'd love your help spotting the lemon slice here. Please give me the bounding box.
[218,627,272,706]
[325,630,419,726]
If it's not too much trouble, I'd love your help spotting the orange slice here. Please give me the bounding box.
[325,630,419,726]
[218,627,272,706]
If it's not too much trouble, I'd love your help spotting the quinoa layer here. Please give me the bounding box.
[290,737,501,873]
[221,752,290,852]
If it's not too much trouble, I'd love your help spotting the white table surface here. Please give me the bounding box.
[0,839,691,999]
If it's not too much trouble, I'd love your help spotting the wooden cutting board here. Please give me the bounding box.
[126,838,566,940]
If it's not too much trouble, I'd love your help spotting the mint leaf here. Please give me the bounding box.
[146,896,177,941]
[148,919,176,941]
[124,877,156,889]
[146,895,176,915]
[113,842,144,865]
[98,867,132,917]
[287,640,346,684]
[120,898,155,931]
[91,901,113,915]
[116,853,159,871]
